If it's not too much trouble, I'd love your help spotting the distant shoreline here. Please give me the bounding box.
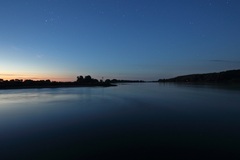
[0,75,146,90]
[0,75,119,90]
[158,69,240,84]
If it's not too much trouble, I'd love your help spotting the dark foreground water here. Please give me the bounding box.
[0,83,240,159]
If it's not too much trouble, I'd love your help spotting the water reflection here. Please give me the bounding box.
[0,83,240,159]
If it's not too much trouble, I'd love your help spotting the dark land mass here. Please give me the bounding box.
[0,75,115,90]
[158,69,240,84]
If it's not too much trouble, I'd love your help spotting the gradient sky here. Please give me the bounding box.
[1,0,240,81]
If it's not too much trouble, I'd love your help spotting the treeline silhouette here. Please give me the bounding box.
[158,69,240,83]
[0,75,114,89]
[76,75,99,84]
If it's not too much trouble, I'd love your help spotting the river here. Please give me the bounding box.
[0,83,240,159]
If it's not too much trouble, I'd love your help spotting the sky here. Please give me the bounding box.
[1,0,240,81]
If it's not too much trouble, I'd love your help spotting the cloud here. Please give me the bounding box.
[0,74,44,81]
[209,60,240,64]
[0,74,20,76]
[0,74,36,79]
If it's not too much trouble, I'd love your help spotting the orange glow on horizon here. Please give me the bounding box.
[0,73,75,82]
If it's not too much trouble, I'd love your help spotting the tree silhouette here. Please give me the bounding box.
[77,75,84,83]
[85,75,92,82]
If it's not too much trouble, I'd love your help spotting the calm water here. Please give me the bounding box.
[0,83,240,159]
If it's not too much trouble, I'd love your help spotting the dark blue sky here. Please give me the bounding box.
[1,0,240,81]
